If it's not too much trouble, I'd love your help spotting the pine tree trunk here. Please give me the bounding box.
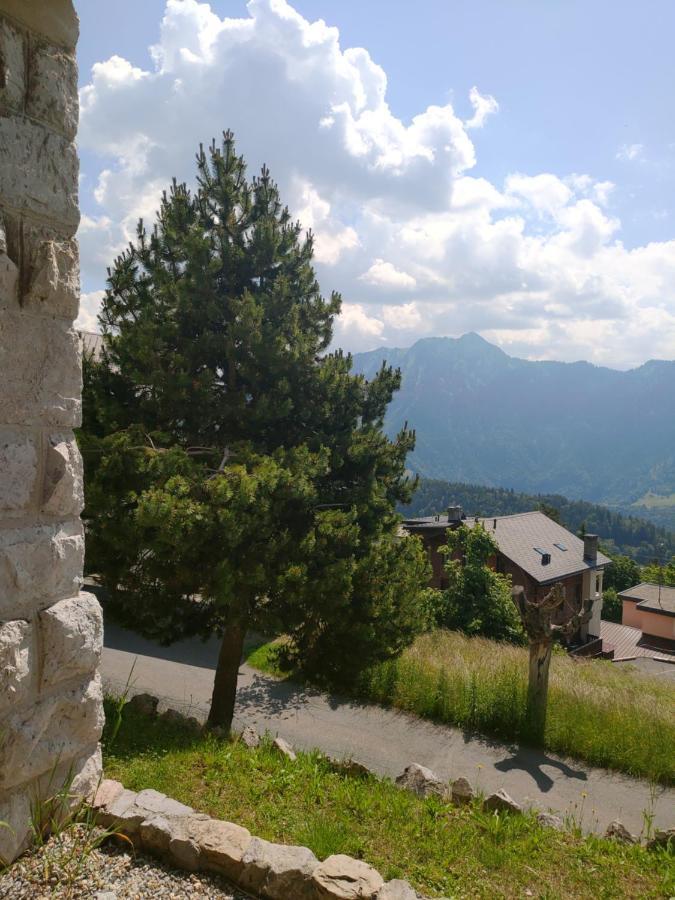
[526,638,552,743]
[207,623,246,732]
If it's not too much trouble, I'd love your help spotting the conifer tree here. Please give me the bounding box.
[82,132,429,730]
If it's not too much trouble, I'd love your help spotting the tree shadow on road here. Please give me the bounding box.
[494,749,588,792]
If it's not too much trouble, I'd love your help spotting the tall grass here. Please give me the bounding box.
[355,630,675,784]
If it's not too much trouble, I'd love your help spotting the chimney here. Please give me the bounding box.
[583,534,598,563]
[493,518,497,529]
[447,505,463,523]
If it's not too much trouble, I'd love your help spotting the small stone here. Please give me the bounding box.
[483,790,522,814]
[239,837,318,899]
[312,854,384,899]
[93,779,124,810]
[537,812,563,830]
[332,758,370,778]
[160,707,201,730]
[395,764,448,799]
[377,879,423,899]
[450,776,474,806]
[604,820,636,844]
[95,893,117,900]
[240,726,261,748]
[272,736,297,761]
[187,816,252,881]
[646,827,674,850]
[126,693,159,716]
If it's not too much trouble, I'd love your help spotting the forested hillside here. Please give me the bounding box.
[353,333,675,529]
[402,478,675,564]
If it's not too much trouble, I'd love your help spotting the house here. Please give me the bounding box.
[402,507,611,642]
[618,583,675,650]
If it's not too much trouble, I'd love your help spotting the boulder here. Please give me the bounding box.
[377,879,424,899]
[333,759,370,778]
[536,812,563,830]
[395,764,447,799]
[187,816,252,881]
[239,837,318,899]
[159,708,202,731]
[312,854,384,899]
[272,736,297,761]
[126,693,159,717]
[93,779,124,811]
[647,828,674,850]
[97,787,193,837]
[240,726,261,749]
[482,790,522,815]
[450,777,474,806]
[604,820,636,844]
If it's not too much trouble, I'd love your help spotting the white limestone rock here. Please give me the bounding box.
[0,787,31,864]
[27,40,79,140]
[272,736,297,761]
[0,428,39,515]
[239,837,318,899]
[312,854,384,900]
[377,880,425,900]
[0,619,32,715]
[39,592,102,687]
[395,764,448,799]
[26,238,80,320]
[0,17,25,111]
[450,776,474,806]
[483,790,522,815]
[187,816,252,881]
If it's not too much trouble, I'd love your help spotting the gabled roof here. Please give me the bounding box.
[402,510,610,584]
[618,582,675,617]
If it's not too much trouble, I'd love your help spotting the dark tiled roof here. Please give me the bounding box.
[619,582,675,617]
[403,510,610,584]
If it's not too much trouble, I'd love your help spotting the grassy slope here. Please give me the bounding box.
[102,702,673,900]
[247,631,675,785]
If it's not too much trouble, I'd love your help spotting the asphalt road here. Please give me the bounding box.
[101,619,675,835]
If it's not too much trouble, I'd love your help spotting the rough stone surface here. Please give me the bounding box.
[483,790,522,815]
[239,837,318,899]
[272,736,297,761]
[41,431,85,516]
[450,776,474,806]
[395,764,447,799]
[0,787,31,864]
[126,692,160,717]
[377,880,423,900]
[187,817,252,881]
[0,618,32,714]
[0,521,84,620]
[0,314,82,427]
[537,812,563,830]
[39,591,102,686]
[312,854,384,900]
[93,778,125,811]
[0,428,39,514]
[26,236,80,319]
[0,16,24,111]
[647,827,674,850]
[0,675,104,791]
[0,238,19,305]
[27,40,79,139]
[0,1,79,49]
[239,725,260,749]
[333,758,371,778]
[604,820,636,844]
[0,117,78,229]
[159,707,202,731]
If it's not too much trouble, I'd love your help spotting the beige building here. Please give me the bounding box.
[619,583,675,648]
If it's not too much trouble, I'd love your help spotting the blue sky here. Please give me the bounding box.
[74,0,675,367]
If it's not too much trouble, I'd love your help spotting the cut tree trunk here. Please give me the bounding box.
[207,623,246,732]
[526,638,552,742]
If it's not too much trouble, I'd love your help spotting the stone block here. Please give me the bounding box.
[482,790,522,815]
[26,41,78,140]
[39,592,102,688]
[377,880,424,900]
[0,428,39,515]
[187,816,252,881]
[450,776,474,806]
[312,854,384,900]
[41,432,84,517]
[537,812,563,830]
[0,521,84,621]
[93,778,124,810]
[0,787,31,865]
[25,234,80,319]
[0,1,79,51]
[0,674,103,791]
[0,117,78,230]
[239,837,318,900]
[0,211,20,308]
[0,313,81,426]
[126,692,159,717]
[604,820,635,844]
[395,764,448,799]
[272,736,297,761]
[0,618,32,715]
[0,16,25,112]
[99,787,193,838]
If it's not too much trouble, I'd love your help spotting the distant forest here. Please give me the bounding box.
[401,479,675,565]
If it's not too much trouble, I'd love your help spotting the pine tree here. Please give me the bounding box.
[82,132,428,730]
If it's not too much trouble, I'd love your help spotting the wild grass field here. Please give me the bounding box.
[247,629,675,784]
[102,701,674,900]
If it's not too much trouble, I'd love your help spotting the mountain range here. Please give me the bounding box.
[352,333,675,530]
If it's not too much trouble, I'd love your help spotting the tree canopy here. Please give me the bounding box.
[82,132,429,729]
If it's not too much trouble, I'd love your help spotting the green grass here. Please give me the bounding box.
[246,630,675,785]
[633,491,675,509]
[102,700,673,900]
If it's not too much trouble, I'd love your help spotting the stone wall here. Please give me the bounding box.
[0,0,103,863]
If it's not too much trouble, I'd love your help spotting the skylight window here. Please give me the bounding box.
[554,542,568,551]
[534,547,547,556]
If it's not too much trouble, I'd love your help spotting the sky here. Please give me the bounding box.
[74,0,675,368]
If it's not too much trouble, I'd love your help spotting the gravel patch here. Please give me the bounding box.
[0,824,254,899]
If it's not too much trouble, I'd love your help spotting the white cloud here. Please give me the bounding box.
[75,290,106,333]
[465,86,499,130]
[616,143,644,162]
[77,0,675,369]
[360,259,416,289]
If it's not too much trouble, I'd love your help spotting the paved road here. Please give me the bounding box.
[101,619,674,835]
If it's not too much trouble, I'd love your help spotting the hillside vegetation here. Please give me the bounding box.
[401,478,675,563]
[352,333,675,530]
[103,701,674,900]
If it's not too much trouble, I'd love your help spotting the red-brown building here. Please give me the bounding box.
[619,583,675,650]
[402,507,611,642]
